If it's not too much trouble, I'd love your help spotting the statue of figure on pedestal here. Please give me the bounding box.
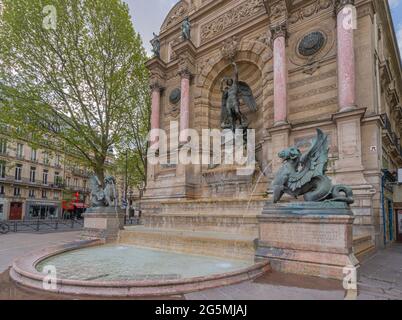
[150,32,160,57]
[181,17,191,41]
[272,129,354,205]
[220,62,257,133]
[89,175,117,208]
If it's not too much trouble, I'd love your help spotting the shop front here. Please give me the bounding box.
[25,201,61,220]
[0,199,6,221]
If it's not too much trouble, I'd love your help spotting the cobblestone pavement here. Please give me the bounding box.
[0,231,401,300]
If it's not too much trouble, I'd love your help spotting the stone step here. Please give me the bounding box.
[141,213,259,237]
[353,235,375,261]
[142,199,266,216]
[119,226,257,261]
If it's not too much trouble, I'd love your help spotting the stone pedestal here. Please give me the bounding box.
[256,202,359,280]
[81,207,125,242]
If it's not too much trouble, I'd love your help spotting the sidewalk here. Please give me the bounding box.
[0,231,81,273]
[358,243,402,299]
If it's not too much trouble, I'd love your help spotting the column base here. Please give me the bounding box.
[339,105,358,113]
[273,120,289,127]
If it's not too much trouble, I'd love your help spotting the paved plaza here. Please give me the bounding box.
[0,231,401,300]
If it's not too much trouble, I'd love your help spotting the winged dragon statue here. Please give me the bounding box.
[220,62,257,133]
[272,129,354,205]
[89,175,117,208]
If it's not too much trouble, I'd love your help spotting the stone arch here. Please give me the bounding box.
[198,40,273,95]
[194,40,273,138]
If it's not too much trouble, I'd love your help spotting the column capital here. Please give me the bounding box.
[335,0,355,14]
[178,68,192,79]
[178,54,194,79]
[271,22,288,41]
[150,81,164,92]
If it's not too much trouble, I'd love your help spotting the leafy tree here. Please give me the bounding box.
[0,0,149,185]
[115,70,150,194]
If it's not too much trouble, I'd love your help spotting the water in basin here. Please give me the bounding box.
[36,245,253,281]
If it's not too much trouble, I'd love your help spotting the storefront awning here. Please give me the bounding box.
[74,203,88,209]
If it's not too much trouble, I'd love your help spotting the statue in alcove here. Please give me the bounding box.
[220,62,257,135]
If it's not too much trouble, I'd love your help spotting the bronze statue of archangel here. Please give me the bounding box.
[220,62,257,133]
[272,129,354,205]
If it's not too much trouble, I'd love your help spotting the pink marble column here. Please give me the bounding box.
[337,0,356,112]
[272,24,288,126]
[150,83,162,145]
[179,70,191,144]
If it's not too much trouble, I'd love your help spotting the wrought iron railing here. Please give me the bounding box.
[0,218,84,233]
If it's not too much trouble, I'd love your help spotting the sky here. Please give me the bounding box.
[125,0,402,58]
[125,0,177,55]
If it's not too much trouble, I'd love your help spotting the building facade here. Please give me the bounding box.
[145,0,402,254]
[0,134,91,221]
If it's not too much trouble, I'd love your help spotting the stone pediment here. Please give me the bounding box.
[160,1,189,32]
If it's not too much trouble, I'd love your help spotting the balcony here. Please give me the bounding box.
[71,168,90,178]
[381,113,401,158]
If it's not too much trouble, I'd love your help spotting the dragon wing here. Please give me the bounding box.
[287,129,329,192]
[238,81,257,112]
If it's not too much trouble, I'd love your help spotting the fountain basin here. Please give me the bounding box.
[10,240,270,297]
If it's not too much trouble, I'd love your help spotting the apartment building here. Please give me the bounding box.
[0,135,91,221]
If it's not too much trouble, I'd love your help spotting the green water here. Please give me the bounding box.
[36,245,252,281]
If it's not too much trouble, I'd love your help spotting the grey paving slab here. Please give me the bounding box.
[0,231,81,272]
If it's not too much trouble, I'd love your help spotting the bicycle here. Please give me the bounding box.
[0,222,10,234]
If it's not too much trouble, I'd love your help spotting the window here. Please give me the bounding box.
[29,189,35,198]
[54,191,59,200]
[74,178,79,188]
[30,167,36,183]
[66,177,71,187]
[55,154,61,167]
[83,179,87,190]
[16,143,24,159]
[15,164,22,181]
[30,148,37,161]
[0,185,4,195]
[14,187,21,196]
[0,204,3,220]
[0,161,5,179]
[0,139,7,155]
[42,189,47,199]
[54,172,62,186]
[43,152,49,165]
[42,170,48,185]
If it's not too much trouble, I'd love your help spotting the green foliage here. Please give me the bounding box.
[0,0,149,183]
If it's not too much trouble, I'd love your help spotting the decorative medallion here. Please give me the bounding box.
[298,31,326,57]
[169,88,181,105]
